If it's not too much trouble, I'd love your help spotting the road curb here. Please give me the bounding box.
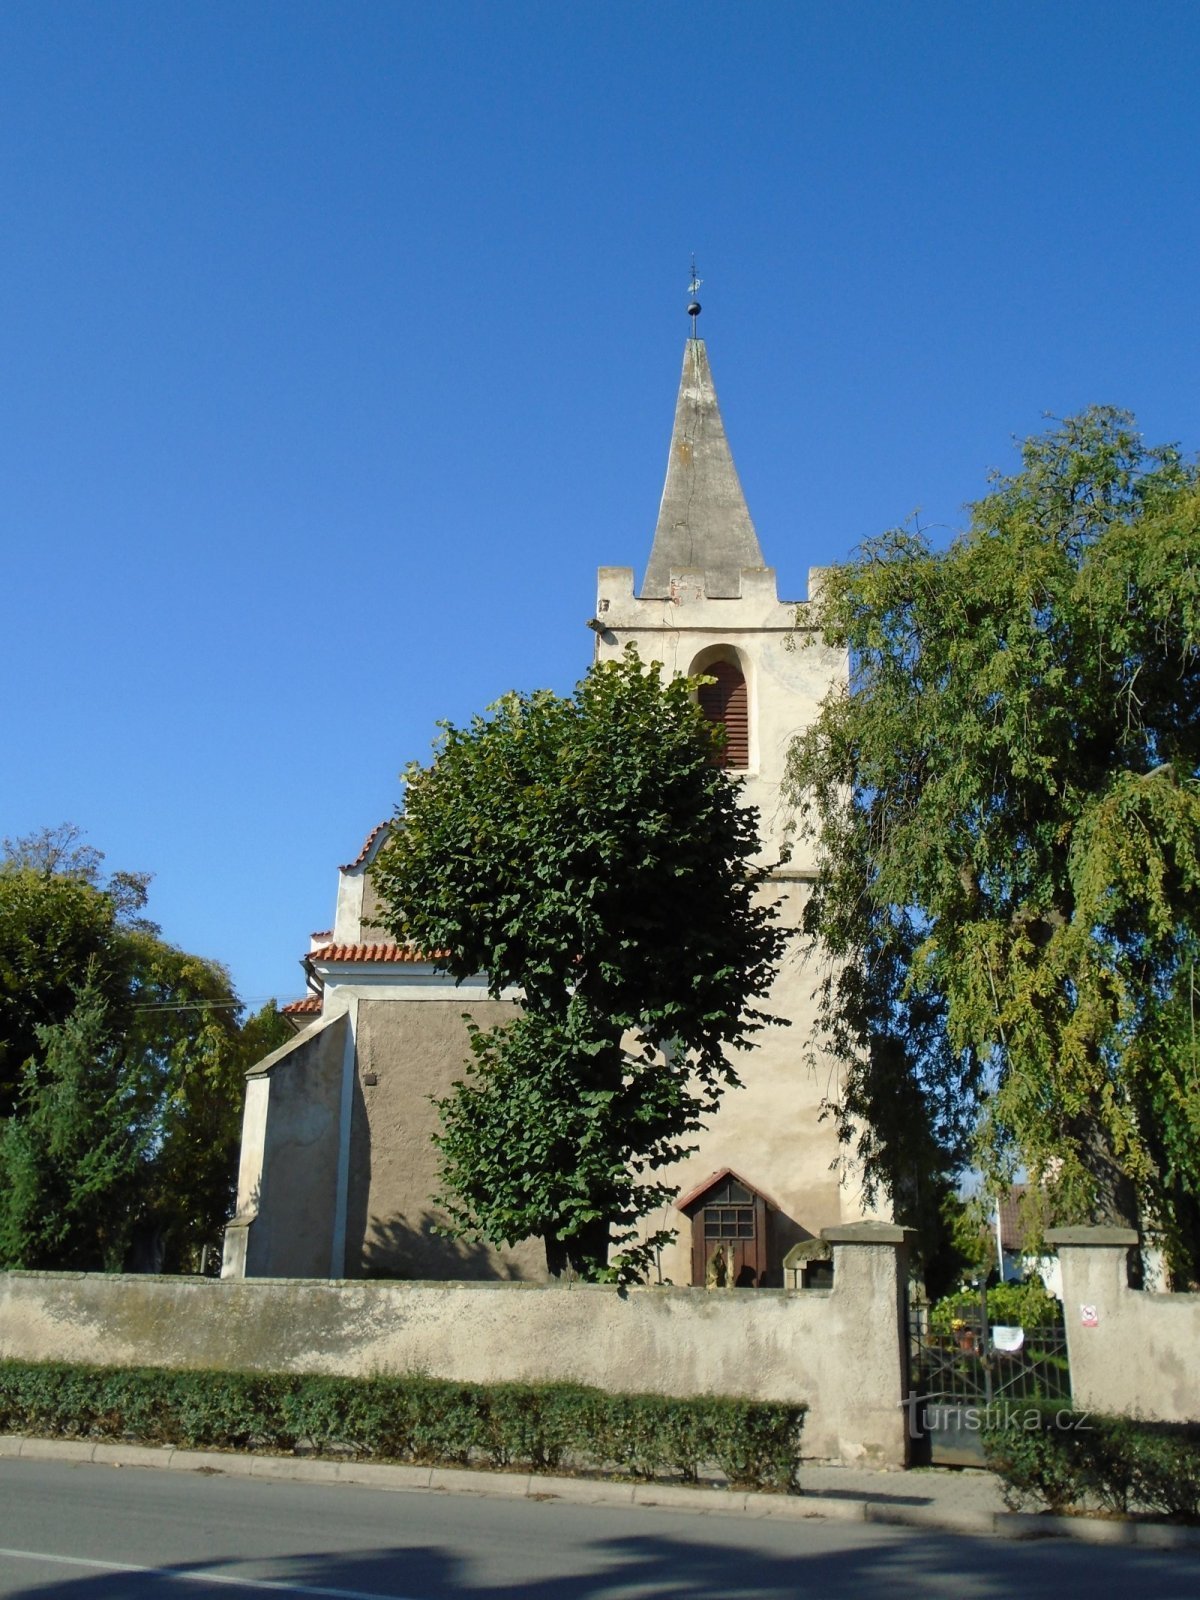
[4,1435,1198,1547]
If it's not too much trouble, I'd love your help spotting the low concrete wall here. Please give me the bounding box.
[1049,1227,1200,1422]
[0,1224,912,1465]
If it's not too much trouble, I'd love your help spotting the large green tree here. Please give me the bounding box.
[0,826,289,1271]
[0,838,125,1119]
[785,409,1200,1284]
[371,648,786,1283]
[0,970,153,1271]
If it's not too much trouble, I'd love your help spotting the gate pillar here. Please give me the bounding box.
[1046,1225,1141,1416]
[821,1221,915,1466]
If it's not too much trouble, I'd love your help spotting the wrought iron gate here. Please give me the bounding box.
[909,1292,1072,1466]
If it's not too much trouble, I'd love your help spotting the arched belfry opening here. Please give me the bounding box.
[690,646,750,770]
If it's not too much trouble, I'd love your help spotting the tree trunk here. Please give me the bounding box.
[543,1218,611,1282]
[1074,1118,1140,1231]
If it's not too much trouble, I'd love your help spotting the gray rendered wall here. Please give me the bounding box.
[1,1226,911,1466]
[223,1013,349,1279]
[1049,1228,1200,1421]
[348,997,545,1281]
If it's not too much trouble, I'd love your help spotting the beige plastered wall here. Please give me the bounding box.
[223,1012,349,1280]
[1,1228,912,1465]
[593,564,842,872]
[639,878,856,1287]
[596,565,878,1284]
[1049,1228,1200,1422]
[348,995,545,1282]
[224,988,546,1284]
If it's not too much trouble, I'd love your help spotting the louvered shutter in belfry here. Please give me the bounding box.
[697,660,749,768]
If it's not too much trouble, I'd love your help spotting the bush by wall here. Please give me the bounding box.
[929,1279,1062,1334]
[982,1403,1200,1522]
[0,1360,804,1492]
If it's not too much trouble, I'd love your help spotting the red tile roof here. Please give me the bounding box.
[282,996,323,1016]
[340,821,391,871]
[309,928,333,941]
[674,1166,780,1213]
[997,1183,1032,1252]
[309,943,451,964]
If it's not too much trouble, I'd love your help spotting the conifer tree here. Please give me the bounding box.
[0,972,149,1270]
[0,826,290,1271]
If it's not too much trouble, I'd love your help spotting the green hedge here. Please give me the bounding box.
[982,1403,1200,1522]
[0,1361,804,1492]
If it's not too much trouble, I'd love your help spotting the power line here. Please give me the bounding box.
[129,1001,244,1012]
[129,997,287,1013]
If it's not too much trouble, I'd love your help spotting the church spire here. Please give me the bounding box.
[640,320,765,600]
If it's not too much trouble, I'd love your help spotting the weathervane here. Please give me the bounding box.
[687,256,702,328]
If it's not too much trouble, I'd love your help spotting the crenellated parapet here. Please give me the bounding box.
[595,563,824,635]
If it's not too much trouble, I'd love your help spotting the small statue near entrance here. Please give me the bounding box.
[705,1243,733,1289]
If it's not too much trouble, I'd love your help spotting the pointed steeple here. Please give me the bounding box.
[640,337,765,599]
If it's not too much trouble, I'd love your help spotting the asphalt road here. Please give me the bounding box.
[1,1458,1198,1599]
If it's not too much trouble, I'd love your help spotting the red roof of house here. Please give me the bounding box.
[997,1184,1032,1252]
[281,996,323,1016]
[339,821,391,872]
[674,1166,779,1214]
[308,943,451,964]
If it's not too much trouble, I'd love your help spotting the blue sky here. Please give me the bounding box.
[4,1,1198,1011]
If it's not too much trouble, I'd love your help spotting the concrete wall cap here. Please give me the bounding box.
[821,1222,914,1245]
[245,1010,346,1079]
[1046,1226,1139,1247]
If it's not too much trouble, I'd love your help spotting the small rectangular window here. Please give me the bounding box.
[702,1204,755,1240]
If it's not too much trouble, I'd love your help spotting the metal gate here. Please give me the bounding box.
[909,1293,1072,1466]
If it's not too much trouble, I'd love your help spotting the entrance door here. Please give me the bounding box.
[690,1176,769,1287]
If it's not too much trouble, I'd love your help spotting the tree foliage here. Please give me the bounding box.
[785,409,1200,1283]
[371,648,786,1282]
[0,848,121,1119]
[0,825,289,1271]
[0,971,152,1270]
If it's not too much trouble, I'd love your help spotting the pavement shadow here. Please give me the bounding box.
[6,1521,1200,1599]
[805,1486,932,1505]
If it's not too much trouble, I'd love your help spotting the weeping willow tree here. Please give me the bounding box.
[786,409,1200,1285]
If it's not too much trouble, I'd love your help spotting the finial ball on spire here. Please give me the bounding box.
[688,256,702,324]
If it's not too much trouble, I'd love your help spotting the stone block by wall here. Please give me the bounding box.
[1,1227,912,1466]
[223,1012,349,1280]
[1048,1227,1200,1422]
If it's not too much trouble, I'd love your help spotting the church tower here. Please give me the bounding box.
[223,300,867,1288]
[593,310,860,1286]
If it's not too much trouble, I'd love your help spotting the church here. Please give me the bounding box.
[222,314,871,1287]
